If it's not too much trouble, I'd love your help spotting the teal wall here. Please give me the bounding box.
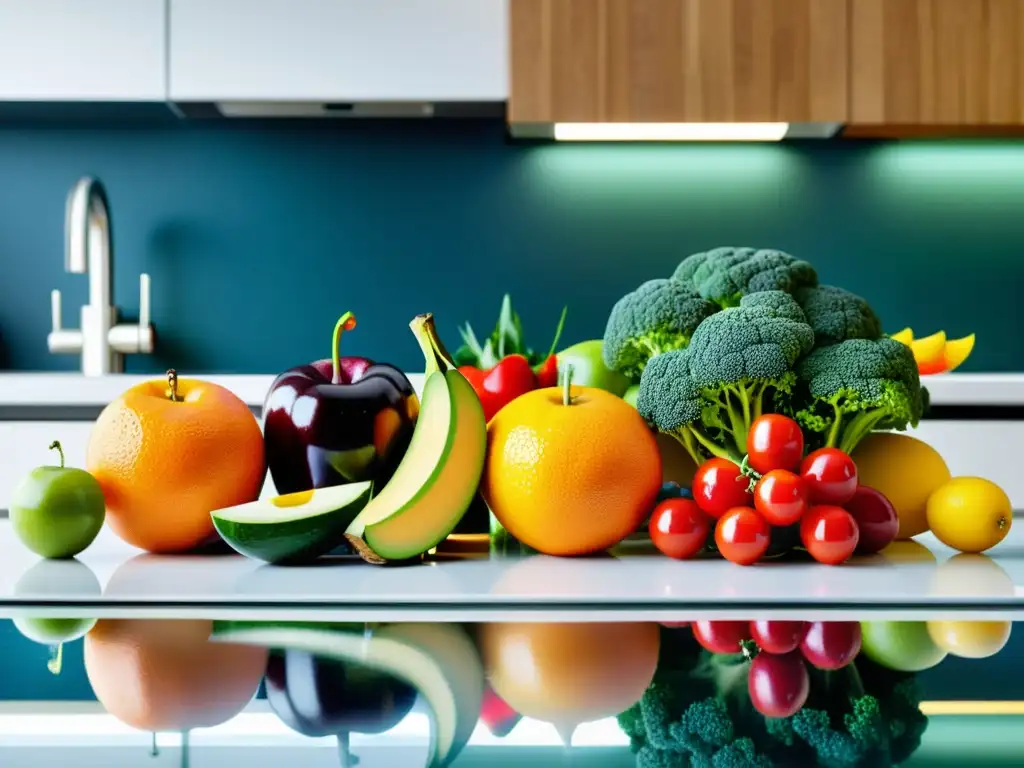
[0,118,1019,374]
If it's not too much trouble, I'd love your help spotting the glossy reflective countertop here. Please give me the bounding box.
[2,522,1024,621]
[1,615,1024,767]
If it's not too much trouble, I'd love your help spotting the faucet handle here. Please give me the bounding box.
[50,289,63,332]
[138,273,151,328]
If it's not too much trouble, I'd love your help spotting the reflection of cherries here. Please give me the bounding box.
[692,620,751,654]
[748,651,809,718]
[750,620,807,655]
[800,621,862,670]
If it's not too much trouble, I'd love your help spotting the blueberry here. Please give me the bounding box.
[677,486,693,500]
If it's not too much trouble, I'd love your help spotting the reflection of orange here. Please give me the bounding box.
[483,386,661,556]
[478,622,659,739]
[84,619,267,731]
[86,375,265,553]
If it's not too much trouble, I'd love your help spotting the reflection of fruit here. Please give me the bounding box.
[852,433,951,540]
[891,328,975,375]
[345,314,487,561]
[213,621,483,768]
[926,620,1012,660]
[930,553,1015,598]
[10,441,105,559]
[479,622,659,740]
[693,621,751,654]
[926,477,1012,554]
[13,617,95,646]
[800,621,861,670]
[748,651,809,718]
[480,684,522,737]
[264,649,418,736]
[482,376,661,557]
[262,311,418,495]
[879,540,937,565]
[846,486,899,555]
[86,370,265,553]
[750,620,806,655]
[85,619,268,730]
[556,340,631,397]
[211,480,373,564]
[860,621,947,672]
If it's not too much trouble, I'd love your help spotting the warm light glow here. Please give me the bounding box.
[552,122,790,142]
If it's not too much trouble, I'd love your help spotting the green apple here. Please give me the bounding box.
[10,441,106,559]
[860,620,948,672]
[557,340,631,397]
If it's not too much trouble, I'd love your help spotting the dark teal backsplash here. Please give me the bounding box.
[0,118,1020,374]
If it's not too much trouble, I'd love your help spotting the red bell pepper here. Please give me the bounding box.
[453,295,567,421]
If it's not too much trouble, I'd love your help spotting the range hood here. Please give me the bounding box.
[167,0,508,120]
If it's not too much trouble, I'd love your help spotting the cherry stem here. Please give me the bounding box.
[166,369,181,402]
[738,454,762,492]
[739,638,759,661]
[331,311,358,385]
[48,440,65,469]
[562,364,575,406]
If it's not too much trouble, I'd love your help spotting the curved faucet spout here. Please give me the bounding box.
[65,177,112,310]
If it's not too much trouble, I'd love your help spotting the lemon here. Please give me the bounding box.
[926,620,1012,659]
[852,433,951,539]
[926,477,1012,554]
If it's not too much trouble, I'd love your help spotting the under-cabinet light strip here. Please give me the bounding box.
[552,122,790,141]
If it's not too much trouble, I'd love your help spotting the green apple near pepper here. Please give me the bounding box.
[556,340,632,397]
[10,441,106,559]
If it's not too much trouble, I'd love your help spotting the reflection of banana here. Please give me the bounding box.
[890,328,975,375]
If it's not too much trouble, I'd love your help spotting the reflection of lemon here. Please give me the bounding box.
[879,540,938,565]
[930,553,1015,598]
[853,433,951,539]
[479,622,659,740]
[926,477,1012,554]
[926,620,1012,659]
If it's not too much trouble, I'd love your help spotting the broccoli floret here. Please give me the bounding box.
[794,285,883,347]
[673,247,818,309]
[603,278,719,380]
[638,291,815,462]
[793,338,923,455]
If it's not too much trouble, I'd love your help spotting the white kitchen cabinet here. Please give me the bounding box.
[168,0,507,102]
[0,0,166,101]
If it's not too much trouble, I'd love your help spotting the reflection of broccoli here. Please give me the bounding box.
[673,247,818,309]
[602,278,718,380]
[792,338,923,455]
[618,627,928,768]
[794,285,883,347]
[636,292,815,462]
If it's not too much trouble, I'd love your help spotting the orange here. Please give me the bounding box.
[86,370,265,553]
[84,619,268,731]
[479,622,659,740]
[482,383,661,556]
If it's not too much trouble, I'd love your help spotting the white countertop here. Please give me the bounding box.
[3,522,1024,621]
[0,372,1019,407]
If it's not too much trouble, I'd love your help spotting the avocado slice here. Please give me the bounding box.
[346,370,486,560]
[211,621,484,768]
[211,480,373,564]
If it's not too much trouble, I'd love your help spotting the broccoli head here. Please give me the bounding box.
[638,291,815,462]
[794,285,883,347]
[793,337,923,455]
[603,278,718,380]
[673,247,818,309]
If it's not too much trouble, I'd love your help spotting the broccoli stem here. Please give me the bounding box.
[673,429,705,467]
[825,403,844,448]
[837,410,888,455]
[686,427,742,463]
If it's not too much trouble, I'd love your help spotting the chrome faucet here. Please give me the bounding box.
[47,177,155,375]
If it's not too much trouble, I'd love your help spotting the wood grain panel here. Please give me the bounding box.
[850,0,1024,125]
[509,0,849,124]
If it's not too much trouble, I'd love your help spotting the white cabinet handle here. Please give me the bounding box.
[139,273,151,328]
[50,289,62,332]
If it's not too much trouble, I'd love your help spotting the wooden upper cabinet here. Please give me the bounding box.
[849,0,1024,126]
[509,0,850,124]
